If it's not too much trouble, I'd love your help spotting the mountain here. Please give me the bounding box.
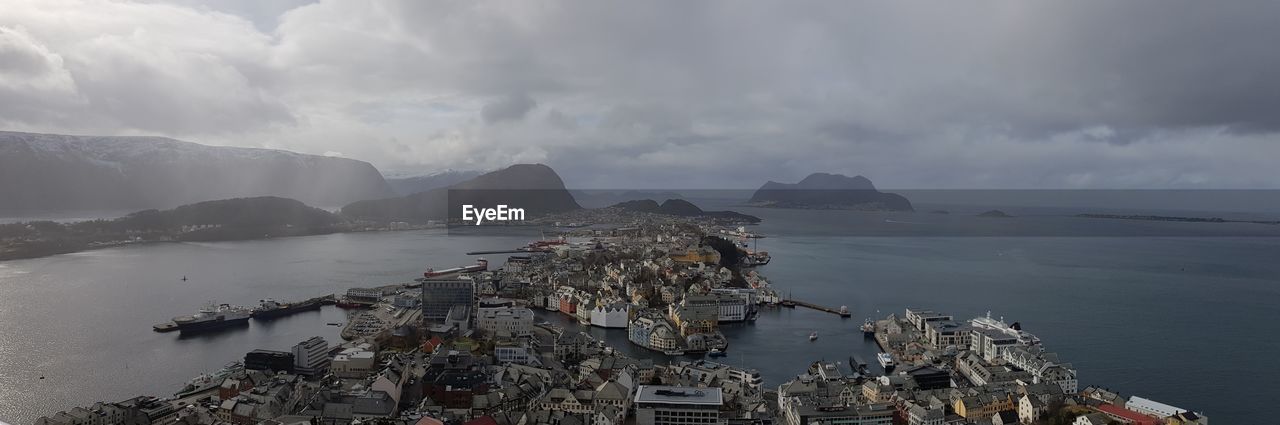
[341,164,581,222]
[612,199,761,223]
[0,131,394,214]
[385,170,484,196]
[748,173,913,211]
[571,190,685,208]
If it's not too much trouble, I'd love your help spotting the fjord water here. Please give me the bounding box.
[2,210,1278,423]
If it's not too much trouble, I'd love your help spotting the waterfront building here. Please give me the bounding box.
[713,293,748,322]
[925,320,972,348]
[244,349,294,373]
[1002,347,1078,394]
[420,279,475,322]
[1125,396,1190,419]
[629,315,681,351]
[346,287,382,304]
[634,385,725,425]
[591,302,630,328]
[669,295,719,336]
[292,336,329,377]
[905,308,952,332]
[970,327,1021,362]
[1073,413,1111,425]
[476,306,534,337]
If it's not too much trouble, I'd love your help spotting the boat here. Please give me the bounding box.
[742,251,771,267]
[708,348,726,358]
[250,297,323,319]
[335,297,373,309]
[327,322,343,326]
[860,318,875,337]
[171,303,251,334]
[152,322,179,332]
[877,352,895,372]
[809,331,819,341]
[423,259,489,278]
[175,362,243,397]
[663,350,685,356]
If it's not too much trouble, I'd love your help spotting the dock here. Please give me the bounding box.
[782,299,852,318]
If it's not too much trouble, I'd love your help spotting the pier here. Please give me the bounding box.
[782,299,852,318]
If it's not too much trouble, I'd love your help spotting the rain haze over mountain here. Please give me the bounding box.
[3,0,1280,190]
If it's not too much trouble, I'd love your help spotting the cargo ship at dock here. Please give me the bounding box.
[250,295,328,319]
[422,258,488,278]
[168,303,251,334]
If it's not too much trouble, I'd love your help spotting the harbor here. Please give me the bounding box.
[11,210,1228,425]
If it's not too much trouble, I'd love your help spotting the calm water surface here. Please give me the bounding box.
[2,211,1278,424]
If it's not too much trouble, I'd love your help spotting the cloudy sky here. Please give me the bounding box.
[2,0,1279,188]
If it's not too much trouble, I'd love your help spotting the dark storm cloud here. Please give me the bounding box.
[3,0,1280,188]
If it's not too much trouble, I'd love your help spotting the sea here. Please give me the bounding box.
[2,204,1278,423]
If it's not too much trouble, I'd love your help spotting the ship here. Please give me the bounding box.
[175,361,243,397]
[250,297,323,319]
[423,259,489,278]
[877,352,895,372]
[742,251,771,267]
[171,303,251,334]
[860,318,875,337]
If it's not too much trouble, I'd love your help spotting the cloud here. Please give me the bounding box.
[481,93,537,124]
[2,0,1280,189]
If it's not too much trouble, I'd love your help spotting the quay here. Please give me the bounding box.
[783,298,852,317]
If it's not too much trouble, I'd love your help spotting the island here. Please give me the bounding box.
[748,173,913,211]
[977,209,1013,218]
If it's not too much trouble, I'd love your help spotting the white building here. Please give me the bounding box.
[591,303,630,328]
[292,336,329,377]
[1125,396,1187,419]
[476,307,533,337]
[331,344,377,378]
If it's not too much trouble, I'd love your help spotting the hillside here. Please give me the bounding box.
[612,199,761,223]
[0,196,344,260]
[749,173,913,211]
[0,131,394,213]
[341,164,581,223]
[385,170,484,196]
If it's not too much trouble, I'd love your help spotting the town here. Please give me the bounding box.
[34,209,1208,425]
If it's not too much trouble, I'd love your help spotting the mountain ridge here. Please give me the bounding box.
[0,131,394,213]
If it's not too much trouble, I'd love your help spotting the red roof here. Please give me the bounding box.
[1097,404,1159,425]
[464,416,499,425]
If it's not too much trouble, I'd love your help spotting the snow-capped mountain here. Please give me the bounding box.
[0,131,394,213]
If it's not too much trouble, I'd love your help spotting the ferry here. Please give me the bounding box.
[877,352,895,372]
[663,350,686,356]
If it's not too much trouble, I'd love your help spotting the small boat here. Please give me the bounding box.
[877,352,895,372]
[809,331,819,341]
[708,348,726,358]
[326,322,343,326]
[663,350,685,356]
